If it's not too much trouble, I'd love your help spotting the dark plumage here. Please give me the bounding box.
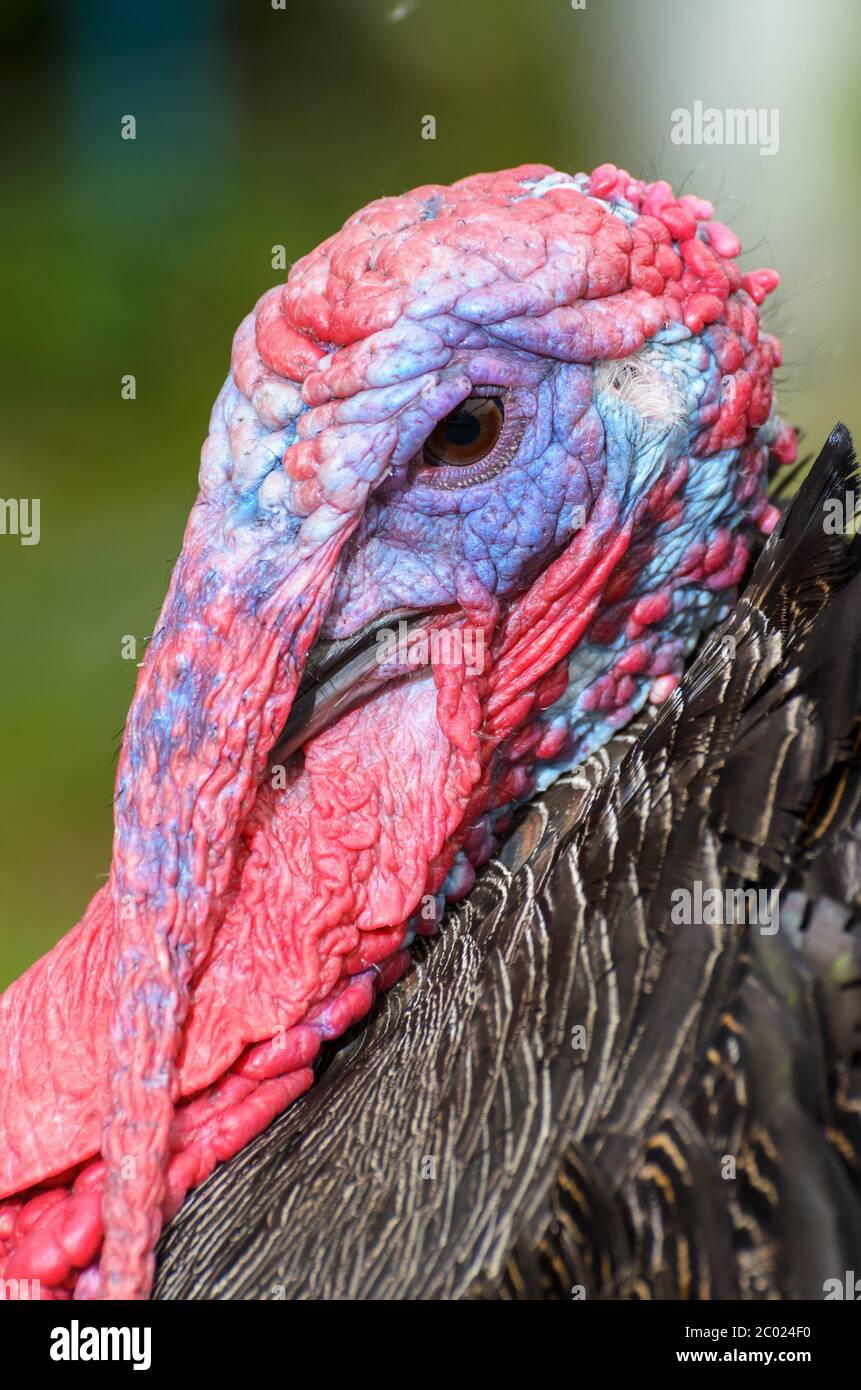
[156,427,861,1301]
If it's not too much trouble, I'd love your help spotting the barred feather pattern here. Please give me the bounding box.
[155,426,861,1301]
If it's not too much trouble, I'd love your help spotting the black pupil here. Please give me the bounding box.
[445,408,482,447]
[424,394,504,470]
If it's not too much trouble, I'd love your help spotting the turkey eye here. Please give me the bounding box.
[424,395,504,466]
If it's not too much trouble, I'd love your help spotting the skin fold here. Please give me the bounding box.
[0,163,794,1299]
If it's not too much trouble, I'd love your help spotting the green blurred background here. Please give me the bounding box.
[1,0,859,986]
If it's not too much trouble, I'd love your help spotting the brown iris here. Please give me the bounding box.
[423,394,505,467]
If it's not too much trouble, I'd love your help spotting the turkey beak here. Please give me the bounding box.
[269,607,441,767]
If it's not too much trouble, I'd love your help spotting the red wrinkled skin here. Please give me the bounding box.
[0,164,793,1299]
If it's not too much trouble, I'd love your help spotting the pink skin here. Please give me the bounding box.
[0,163,793,1299]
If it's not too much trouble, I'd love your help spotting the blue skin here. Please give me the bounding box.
[292,329,775,776]
[307,330,751,632]
[126,316,774,830]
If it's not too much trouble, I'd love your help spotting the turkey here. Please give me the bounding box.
[0,162,830,1301]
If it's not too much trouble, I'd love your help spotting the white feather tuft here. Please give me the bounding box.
[595,352,687,431]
